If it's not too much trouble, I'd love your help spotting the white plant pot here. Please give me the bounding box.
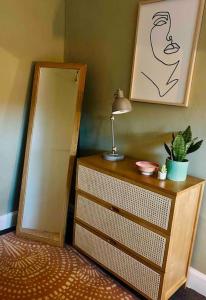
[158,171,167,180]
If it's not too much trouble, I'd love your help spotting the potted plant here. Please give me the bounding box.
[164,126,203,181]
[158,164,167,180]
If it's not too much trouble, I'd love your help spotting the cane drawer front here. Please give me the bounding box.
[76,194,167,268]
[74,223,161,300]
[77,165,172,230]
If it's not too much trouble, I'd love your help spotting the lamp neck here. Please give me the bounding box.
[110,114,117,154]
[114,89,124,99]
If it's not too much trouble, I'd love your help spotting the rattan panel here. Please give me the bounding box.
[75,224,161,300]
[78,165,172,230]
[76,195,166,267]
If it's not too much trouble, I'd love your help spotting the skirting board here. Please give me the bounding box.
[0,211,18,231]
[187,267,206,297]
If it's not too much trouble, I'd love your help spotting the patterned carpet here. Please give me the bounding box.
[0,232,205,300]
[0,232,137,300]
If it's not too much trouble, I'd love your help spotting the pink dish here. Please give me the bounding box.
[135,161,159,175]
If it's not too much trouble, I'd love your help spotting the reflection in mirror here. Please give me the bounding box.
[16,63,87,246]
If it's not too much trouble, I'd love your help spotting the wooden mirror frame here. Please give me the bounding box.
[16,62,87,246]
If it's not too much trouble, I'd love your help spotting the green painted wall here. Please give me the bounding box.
[0,0,65,216]
[65,0,206,274]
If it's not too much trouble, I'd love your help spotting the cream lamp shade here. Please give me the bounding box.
[112,89,132,114]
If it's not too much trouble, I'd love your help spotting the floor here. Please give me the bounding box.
[0,232,205,300]
[171,288,205,300]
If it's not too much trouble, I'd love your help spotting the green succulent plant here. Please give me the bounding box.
[160,164,167,173]
[164,126,203,162]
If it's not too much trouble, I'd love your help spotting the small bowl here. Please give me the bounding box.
[135,161,159,176]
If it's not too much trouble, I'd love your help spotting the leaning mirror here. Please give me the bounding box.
[16,62,87,246]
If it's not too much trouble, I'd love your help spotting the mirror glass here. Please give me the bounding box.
[17,63,86,246]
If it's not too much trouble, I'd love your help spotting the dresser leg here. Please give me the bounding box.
[160,294,168,300]
[160,289,170,300]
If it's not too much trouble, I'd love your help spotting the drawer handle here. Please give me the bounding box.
[107,238,117,246]
[110,206,120,213]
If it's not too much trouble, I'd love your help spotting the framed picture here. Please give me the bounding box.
[130,0,205,106]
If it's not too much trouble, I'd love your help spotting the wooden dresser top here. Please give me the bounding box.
[78,154,205,197]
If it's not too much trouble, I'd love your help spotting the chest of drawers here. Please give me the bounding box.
[73,155,205,300]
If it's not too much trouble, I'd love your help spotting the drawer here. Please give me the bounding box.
[74,223,161,300]
[76,194,167,268]
[77,165,172,230]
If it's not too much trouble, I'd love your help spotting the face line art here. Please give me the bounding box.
[141,11,180,98]
[152,12,168,21]
[154,17,167,24]
[141,64,179,97]
[151,12,180,64]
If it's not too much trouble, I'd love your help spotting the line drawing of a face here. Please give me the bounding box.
[150,11,180,65]
[141,11,181,98]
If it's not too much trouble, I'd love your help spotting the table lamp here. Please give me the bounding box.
[103,89,132,161]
